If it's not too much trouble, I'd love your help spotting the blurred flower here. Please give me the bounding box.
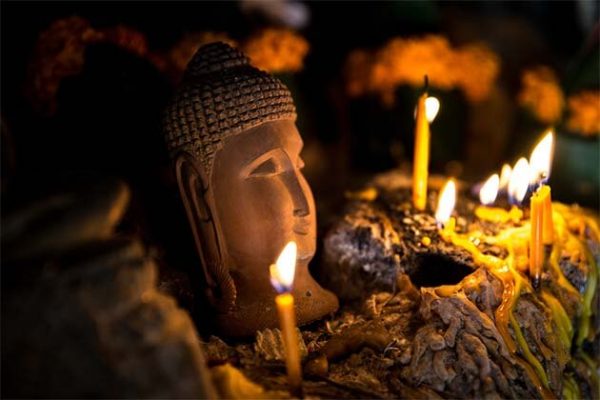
[383,36,455,89]
[517,66,564,124]
[242,28,309,73]
[25,16,104,115]
[566,91,600,136]
[26,17,160,115]
[454,44,500,102]
[344,35,499,105]
[168,32,237,76]
[101,25,149,57]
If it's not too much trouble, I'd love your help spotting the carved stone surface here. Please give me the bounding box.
[162,42,338,337]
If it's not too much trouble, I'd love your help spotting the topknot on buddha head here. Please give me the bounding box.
[162,42,297,176]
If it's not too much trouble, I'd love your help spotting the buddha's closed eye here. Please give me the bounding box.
[249,158,281,177]
[245,150,304,179]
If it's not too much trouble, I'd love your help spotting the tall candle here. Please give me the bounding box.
[542,188,553,245]
[412,78,439,211]
[412,91,430,211]
[270,241,302,398]
[530,189,544,288]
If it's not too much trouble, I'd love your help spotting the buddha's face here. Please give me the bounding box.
[211,119,316,288]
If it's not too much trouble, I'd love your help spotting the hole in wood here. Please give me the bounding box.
[408,253,473,288]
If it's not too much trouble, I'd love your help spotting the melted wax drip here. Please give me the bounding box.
[439,203,599,399]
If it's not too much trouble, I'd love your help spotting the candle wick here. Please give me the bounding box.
[423,75,429,92]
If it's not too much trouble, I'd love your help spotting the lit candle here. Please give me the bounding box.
[435,179,456,234]
[270,241,302,397]
[529,130,554,245]
[499,163,512,192]
[412,77,440,211]
[529,189,544,288]
[479,173,499,205]
[475,173,523,223]
[528,130,554,287]
[542,192,553,245]
[507,157,530,206]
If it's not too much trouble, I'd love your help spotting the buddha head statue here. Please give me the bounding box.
[163,42,338,336]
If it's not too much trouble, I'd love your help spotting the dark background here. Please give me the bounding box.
[2,1,598,203]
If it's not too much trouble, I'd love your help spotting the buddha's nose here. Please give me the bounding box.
[286,171,310,218]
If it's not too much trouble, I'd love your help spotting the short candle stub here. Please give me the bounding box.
[435,179,456,228]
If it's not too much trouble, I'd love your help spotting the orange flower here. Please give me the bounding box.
[566,91,600,136]
[517,66,564,124]
[454,44,500,102]
[101,25,149,57]
[25,16,104,115]
[242,28,308,73]
[344,35,499,104]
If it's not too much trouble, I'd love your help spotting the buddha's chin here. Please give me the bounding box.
[216,260,339,338]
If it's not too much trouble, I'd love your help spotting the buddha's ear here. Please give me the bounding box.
[174,152,236,312]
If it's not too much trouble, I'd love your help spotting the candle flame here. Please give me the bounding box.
[270,241,297,293]
[425,96,440,123]
[508,158,530,204]
[479,174,499,205]
[499,164,512,190]
[435,179,456,225]
[529,129,554,184]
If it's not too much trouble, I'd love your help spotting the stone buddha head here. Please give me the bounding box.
[163,42,338,336]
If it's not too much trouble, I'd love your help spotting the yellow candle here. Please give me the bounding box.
[412,91,439,211]
[541,186,553,245]
[275,293,302,395]
[529,189,544,287]
[412,92,429,211]
[269,242,302,397]
[528,129,554,246]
